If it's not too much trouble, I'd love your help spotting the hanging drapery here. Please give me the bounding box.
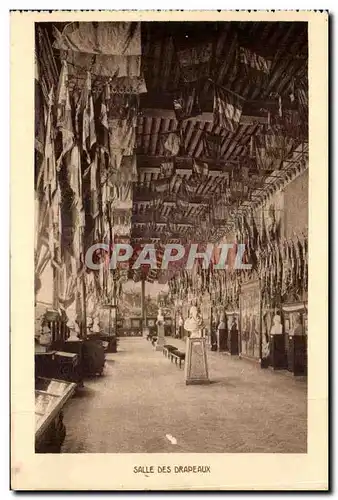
[56,60,75,169]
[76,71,97,164]
[53,22,141,56]
[61,50,141,78]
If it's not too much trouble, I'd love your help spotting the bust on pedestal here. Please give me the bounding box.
[184,306,210,385]
[269,315,287,370]
[155,308,165,351]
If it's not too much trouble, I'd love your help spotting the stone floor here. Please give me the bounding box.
[61,337,307,453]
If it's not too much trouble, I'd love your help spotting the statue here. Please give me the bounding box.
[156,307,164,327]
[155,307,165,351]
[270,315,283,336]
[184,306,209,385]
[291,313,303,336]
[184,306,203,338]
[217,311,226,351]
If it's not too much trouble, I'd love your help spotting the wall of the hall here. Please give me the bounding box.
[283,169,309,239]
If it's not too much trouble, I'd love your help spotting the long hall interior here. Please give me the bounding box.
[34,20,308,453]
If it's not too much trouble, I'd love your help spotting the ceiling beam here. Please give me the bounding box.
[132,215,229,228]
[140,108,267,124]
[136,155,250,170]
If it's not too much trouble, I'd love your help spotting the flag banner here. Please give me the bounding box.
[296,81,308,120]
[203,132,222,159]
[192,158,209,180]
[238,46,272,74]
[42,87,57,204]
[89,152,100,220]
[177,42,212,83]
[107,94,138,171]
[213,86,243,133]
[61,50,141,78]
[95,84,110,159]
[164,132,181,156]
[173,83,202,121]
[254,135,274,171]
[183,176,200,195]
[160,161,175,179]
[76,71,96,164]
[35,54,45,174]
[109,76,147,94]
[176,195,189,211]
[53,22,141,56]
[56,61,74,169]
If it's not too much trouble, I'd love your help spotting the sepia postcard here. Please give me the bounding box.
[11,10,328,491]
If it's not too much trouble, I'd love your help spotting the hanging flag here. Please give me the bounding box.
[183,176,199,195]
[76,71,96,164]
[164,132,180,156]
[42,87,57,204]
[89,151,100,220]
[53,22,141,56]
[203,132,222,160]
[176,195,189,211]
[296,81,308,121]
[160,161,175,179]
[213,86,243,133]
[96,83,110,161]
[173,83,202,121]
[253,135,274,171]
[238,46,272,74]
[177,43,212,83]
[153,178,169,194]
[56,60,74,169]
[192,158,209,180]
[35,53,45,183]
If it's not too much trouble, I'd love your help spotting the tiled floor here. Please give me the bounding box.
[61,337,307,453]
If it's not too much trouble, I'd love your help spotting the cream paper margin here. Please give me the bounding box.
[10,10,328,491]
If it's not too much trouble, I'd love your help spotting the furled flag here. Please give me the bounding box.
[56,60,74,170]
[192,158,209,180]
[213,86,243,133]
[238,46,272,74]
[76,71,96,164]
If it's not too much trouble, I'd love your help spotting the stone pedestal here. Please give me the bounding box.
[185,337,210,385]
[155,325,165,351]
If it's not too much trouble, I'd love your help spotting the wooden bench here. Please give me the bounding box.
[163,345,178,357]
[170,350,186,369]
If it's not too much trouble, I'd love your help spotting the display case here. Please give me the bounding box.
[35,377,76,452]
[282,303,308,376]
[226,311,239,355]
[239,281,261,361]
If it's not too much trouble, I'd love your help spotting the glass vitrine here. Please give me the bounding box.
[35,377,76,444]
